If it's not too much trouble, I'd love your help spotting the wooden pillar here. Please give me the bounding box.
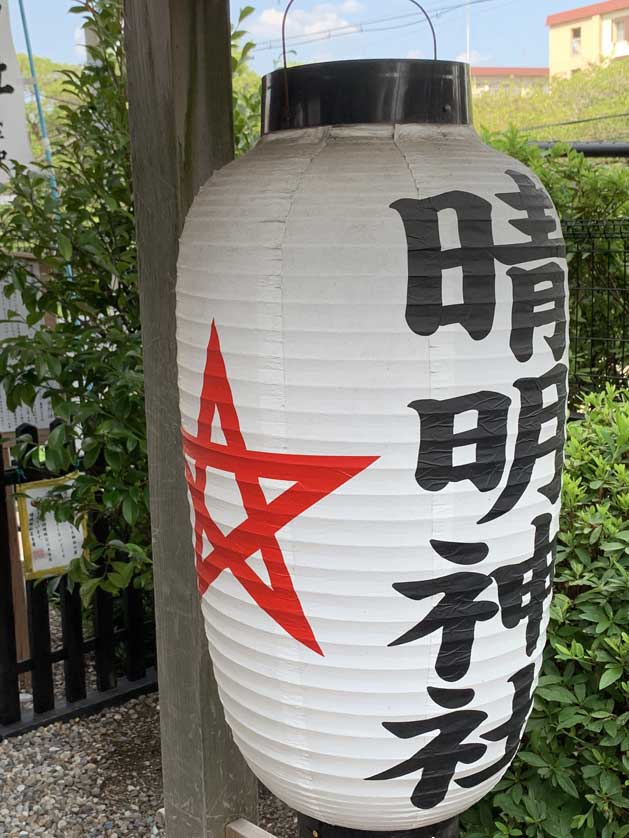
[123,3,258,837]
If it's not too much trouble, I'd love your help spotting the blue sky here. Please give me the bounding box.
[9,0,591,73]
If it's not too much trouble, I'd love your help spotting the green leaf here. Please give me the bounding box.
[601,541,628,552]
[599,666,623,690]
[104,445,124,470]
[58,232,73,261]
[556,772,580,798]
[536,685,576,704]
[47,423,66,452]
[107,561,134,590]
[83,443,102,471]
[52,399,73,421]
[107,539,127,551]
[558,707,585,728]
[122,495,139,526]
[45,445,64,474]
[517,752,548,768]
[79,576,101,606]
[103,487,120,508]
[238,5,255,23]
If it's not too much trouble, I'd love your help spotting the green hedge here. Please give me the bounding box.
[462,387,629,837]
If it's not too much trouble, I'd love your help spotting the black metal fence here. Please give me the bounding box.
[0,426,156,739]
[565,219,629,395]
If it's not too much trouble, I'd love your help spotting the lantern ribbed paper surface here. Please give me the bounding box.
[176,102,567,829]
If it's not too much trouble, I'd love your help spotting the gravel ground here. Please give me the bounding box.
[0,694,164,838]
[259,785,298,838]
[0,691,296,838]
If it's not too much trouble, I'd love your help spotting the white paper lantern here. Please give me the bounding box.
[176,59,568,832]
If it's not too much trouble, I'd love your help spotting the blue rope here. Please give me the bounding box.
[17,0,58,195]
[17,0,73,280]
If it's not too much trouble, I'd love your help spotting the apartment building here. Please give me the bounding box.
[547,0,629,76]
[470,66,549,95]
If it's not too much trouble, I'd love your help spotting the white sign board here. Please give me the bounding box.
[0,0,31,181]
[18,474,85,579]
[0,265,55,433]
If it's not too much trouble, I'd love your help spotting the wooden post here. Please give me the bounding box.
[123,2,258,837]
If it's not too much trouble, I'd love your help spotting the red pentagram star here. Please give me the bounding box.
[182,322,379,656]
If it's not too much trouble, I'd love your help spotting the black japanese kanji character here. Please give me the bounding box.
[479,363,567,524]
[0,63,14,96]
[457,663,536,789]
[390,570,498,682]
[431,539,489,566]
[510,261,567,363]
[497,170,559,249]
[492,514,556,655]
[0,150,6,163]
[496,171,567,359]
[367,689,487,810]
[428,686,476,709]
[492,170,565,266]
[409,391,511,493]
[391,171,565,345]
[391,192,497,340]
[393,517,555,679]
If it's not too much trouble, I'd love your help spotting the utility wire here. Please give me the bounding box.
[267,0,493,48]
[280,9,422,42]
[522,111,629,131]
[254,0,497,52]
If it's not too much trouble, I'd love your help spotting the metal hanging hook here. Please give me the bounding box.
[281,0,438,69]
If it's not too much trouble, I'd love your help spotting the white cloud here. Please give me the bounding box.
[309,48,336,64]
[251,3,361,41]
[339,0,365,12]
[406,49,423,60]
[455,48,490,65]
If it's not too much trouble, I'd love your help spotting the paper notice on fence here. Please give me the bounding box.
[0,268,55,434]
[18,474,86,580]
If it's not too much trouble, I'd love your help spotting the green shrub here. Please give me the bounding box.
[473,60,629,143]
[0,0,151,600]
[231,6,261,156]
[462,386,629,838]
[484,128,629,220]
[484,130,629,392]
[0,3,261,603]
[16,54,78,157]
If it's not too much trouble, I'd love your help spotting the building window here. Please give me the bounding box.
[571,27,582,55]
[614,16,629,43]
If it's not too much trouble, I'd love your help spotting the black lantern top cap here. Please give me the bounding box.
[261,59,472,134]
